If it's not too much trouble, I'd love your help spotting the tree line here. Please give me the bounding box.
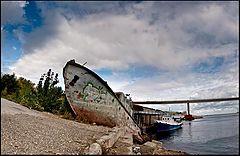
[1,69,75,119]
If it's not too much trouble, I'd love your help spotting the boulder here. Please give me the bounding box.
[143,141,157,148]
[88,143,102,155]
[152,140,163,146]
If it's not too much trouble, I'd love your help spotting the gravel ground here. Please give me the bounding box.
[1,98,111,155]
[1,98,189,155]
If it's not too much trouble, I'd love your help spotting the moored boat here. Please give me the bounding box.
[154,115,183,133]
[184,114,194,121]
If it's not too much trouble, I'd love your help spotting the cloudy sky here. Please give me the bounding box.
[1,1,239,115]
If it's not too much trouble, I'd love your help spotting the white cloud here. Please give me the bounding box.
[1,26,6,50]
[121,69,238,101]
[1,1,27,53]
[1,1,27,25]
[7,2,239,115]
[13,2,238,70]
[118,60,239,115]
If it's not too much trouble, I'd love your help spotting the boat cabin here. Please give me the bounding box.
[160,116,182,123]
[162,116,172,121]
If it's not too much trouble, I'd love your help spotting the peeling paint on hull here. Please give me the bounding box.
[63,60,141,133]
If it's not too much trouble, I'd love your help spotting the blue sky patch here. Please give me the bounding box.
[23,1,43,28]
[192,57,225,73]
[95,68,113,77]
[127,65,163,78]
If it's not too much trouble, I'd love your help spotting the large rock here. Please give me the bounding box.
[88,143,102,155]
[139,140,162,155]
[152,140,163,146]
[143,141,157,148]
[96,127,125,149]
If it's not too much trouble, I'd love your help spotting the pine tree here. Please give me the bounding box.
[36,69,63,113]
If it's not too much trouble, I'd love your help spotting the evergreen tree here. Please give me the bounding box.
[36,69,63,113]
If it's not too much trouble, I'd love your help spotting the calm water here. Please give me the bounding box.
[154,113,239,155]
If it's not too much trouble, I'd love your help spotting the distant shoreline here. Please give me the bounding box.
[203,112,239,117]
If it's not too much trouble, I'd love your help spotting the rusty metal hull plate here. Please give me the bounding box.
[63,60,140,131]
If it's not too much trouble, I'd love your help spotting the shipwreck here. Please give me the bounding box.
[63,59,141,135]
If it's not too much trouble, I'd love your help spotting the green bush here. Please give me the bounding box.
[1,73,19,97]
[1,70,75,118]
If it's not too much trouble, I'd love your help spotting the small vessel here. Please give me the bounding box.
[184,114,194,121]
[154,115,183,133]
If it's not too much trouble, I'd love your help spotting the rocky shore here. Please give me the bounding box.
[1,98,189,155]
[107,139,189,155]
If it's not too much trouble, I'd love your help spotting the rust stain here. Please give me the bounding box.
[71,105,116,128]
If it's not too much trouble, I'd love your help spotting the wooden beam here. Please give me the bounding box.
[132,97,239,105]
